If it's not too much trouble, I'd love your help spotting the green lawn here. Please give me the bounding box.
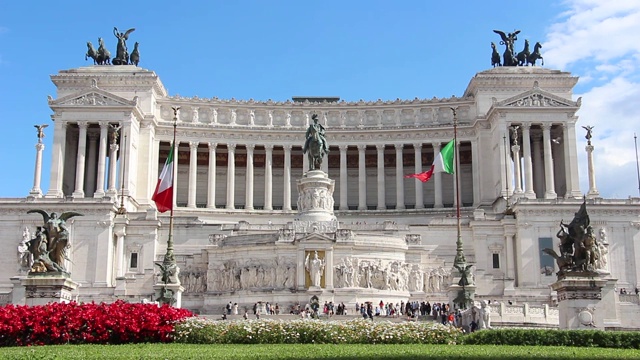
[1,344,639,360]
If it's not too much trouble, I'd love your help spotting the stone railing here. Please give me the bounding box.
[619,294,640,304]
[461,303,559,329]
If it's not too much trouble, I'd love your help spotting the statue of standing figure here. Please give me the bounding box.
[112,27,136,65]
[305,251,325,288]
[493,29,521,66]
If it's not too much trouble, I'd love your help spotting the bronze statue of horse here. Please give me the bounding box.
[97,37,111,65]
[527,42,544,66]
[85,42,99,64]
[304,125,325,171]
[516,39,530,66]
[491,42,501,67]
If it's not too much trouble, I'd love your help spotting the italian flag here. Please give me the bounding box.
[152,145,174,213]
[405,139,455,182]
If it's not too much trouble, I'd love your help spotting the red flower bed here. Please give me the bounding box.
[0,300,193,346]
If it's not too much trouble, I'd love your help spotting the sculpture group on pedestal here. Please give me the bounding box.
[543,201,608,277]
[23,210,83,274]
[302,114,329,170]
[492,30,543,67]
[85,27,140,66]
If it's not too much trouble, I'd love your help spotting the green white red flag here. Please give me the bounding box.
[405,139,455,182]
[152,145,174,213]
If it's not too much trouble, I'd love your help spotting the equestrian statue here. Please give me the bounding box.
[302,114,329,171]
[492,30,544,67]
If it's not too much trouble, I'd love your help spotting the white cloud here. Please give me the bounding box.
[545,0,640,198]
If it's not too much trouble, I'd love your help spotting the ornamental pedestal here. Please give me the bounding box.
[550,274,618,329]
[21,273,79,306]
[153,283,185,308]
[295,170,337,223]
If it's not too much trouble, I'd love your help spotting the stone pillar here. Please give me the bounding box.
[22,276,79,306]
[245,144,255,210]
[226,143,236,209]
[542,124,557,199]
[72,122,88,198]
[565,121,582,198]
[395,144,405,210]
[504,128,514,198]
[303,151,309,174]
[471,140,480,207]
[532,132,544,198]
[187,141,198,208]
[94,123,109,198]
[107,139,119,197]
[264,144,273,210]
[357,144,367,210]
[511,144,523,195]
[551,275,610,329]
[376,144,386,210]
[433,142,443,208]
[504,233,516,292]
[339,145,348,210]
[522,123,536,199]
[586,144,600,198]
[46,121,67,198]
[114,216,128,278]
[29,142,45,198]
[413,143,424,209]
[283,145,292,211]
[207,142,217,209]
[85,132,99,196]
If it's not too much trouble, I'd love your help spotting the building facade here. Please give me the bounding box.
[1,65,639,314]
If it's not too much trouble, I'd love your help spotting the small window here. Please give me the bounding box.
[492,253,500,269]
[130,252,139,269]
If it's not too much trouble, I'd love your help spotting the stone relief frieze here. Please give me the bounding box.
[292,220,338,234]
[333,257,451,293]
[61,93,125,106]
[296,188,334,212]
[208,258,296,292]
[208,233,227,246]
[178,265,207,293]
[405,234,422,245]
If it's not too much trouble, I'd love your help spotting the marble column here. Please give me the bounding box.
[94,123,109,198]
[532,132,544,198]
[114,222,126,278]
[226,143,236,209]
[187,141,198,208]
[245,144,255,210]
[522,123,536,199]
[85,132,99,196]
[376,144,386,210]
[564,122,582,198]
[107,139,119,196]
[413,143,424,209]
[357,144,367,210]
[471,140,480,207]
[45,121,67,198]
[207,142,217,209]
[395,144,405,210]
[72,122,88,198]
[586,143,600,198]
[303,152,309,173]
[264,145,273,210]
[511,143,523,195]
[29,142,45,197]
[283,145,292,211]
[542,124,557,199]
[339,145,348,210]
[504,128,514,198]
[321,152,329,174]
[433,142,443,208]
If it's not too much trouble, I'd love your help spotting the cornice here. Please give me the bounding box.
[159,96,476,107]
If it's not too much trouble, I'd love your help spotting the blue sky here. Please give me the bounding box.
[1,1,639,199]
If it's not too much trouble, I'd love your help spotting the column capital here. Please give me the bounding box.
[227,143,236,151]
[264,144,274,151]
[246,144,255,151]
[413,142,423,150]
[338,144,348,151]
[283,144,292,151]
[35,143,45,151]
[357,144,366,151]
[208,142,217,149]
[99,122,110,130]
[521,122,532,129]
[541,123,552,131]
[189,141,199,149]
[394,143,403,151]
[77,121,89,129]
[376,144,385,151]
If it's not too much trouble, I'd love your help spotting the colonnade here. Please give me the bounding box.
[167,140,471,211]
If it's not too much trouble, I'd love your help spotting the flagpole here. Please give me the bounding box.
[165,107,179,266]
[452,108,466,267]
[635,133,640,197]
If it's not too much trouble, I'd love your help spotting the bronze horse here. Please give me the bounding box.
[527,42,543,66]
[86,41,110,65]
[516,39,530,66]
[491,42,501,67]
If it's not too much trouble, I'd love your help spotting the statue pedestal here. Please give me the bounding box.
[447,284,476,311]
[295,170,337,223]
[21,273,79,306]
[550,273,618,329]
[153,283,185,308]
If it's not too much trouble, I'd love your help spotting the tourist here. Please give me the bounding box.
[226,301,232,315]
[233,302,238,315]
[243,311,248,320]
